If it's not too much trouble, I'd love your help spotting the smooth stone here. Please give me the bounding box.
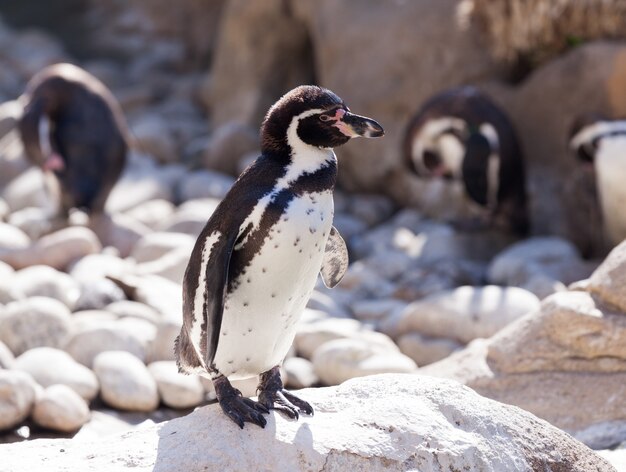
[312,338,418,386]
[74,278,127,311]
[0,340,15,369]
[13,265,81,310]
[107,274,182,320]
[1,167,50,213]
[395,285,541,343]
[345,193,396,227]
[0,221,30,250]
[294,318,398,360]
[0,370,37,430]
[350,298,408,323]
[147,361,204,409]
[32,384,90,432]
[133,246,190,284]
[105,300,161,324]
[148,316,181,362]
[131,114,177,164]
[157,198,219,236]
[72,310,119,331]
[0,274,24,305]
[130,232,195,263]
[69,253,133,282]
[65,324,147,368]
[0,226,101,270]
[93,351,159,412]
[0,297,73,356]
[89,212,151,258]
[13,347,99,401]
[397,332,462,366]
[283,356,319,389]
[7,207,53,240]
[306,290,351,318]
[123,199,176,231]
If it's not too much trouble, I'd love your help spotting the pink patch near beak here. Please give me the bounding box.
[43,153,65,172]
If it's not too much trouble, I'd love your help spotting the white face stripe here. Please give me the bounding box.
[436,133,465,177]
[594,137,626,244]
[570,121,626,150]
[479,123,499,152]
[411,117,467,174]
[38,115,52,157]
[190,230,221,367]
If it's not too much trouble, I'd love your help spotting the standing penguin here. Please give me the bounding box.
[175,86,384,428]
[569,115,626,248]
[18,63,128,217]
[403,86,528,235]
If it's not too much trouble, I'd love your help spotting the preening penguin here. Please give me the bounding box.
[569,115,626,247]
[175,85,384,428]
[18,63,128,217]
[403,86,528,235]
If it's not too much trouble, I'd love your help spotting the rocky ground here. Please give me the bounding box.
[0,3,625,471]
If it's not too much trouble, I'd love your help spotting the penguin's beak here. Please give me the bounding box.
[335,111,384,138]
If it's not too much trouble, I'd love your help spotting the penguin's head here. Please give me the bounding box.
[406,117,469,180]
[261,85,384,156]
[569,114,615,167]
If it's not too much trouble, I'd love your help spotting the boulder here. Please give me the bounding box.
[0,375,613,471]
[13,347,99,401]
[93,351,159,412]
[0,297,73,356]
[31,384,90,432]
[0,370,37,431]
[421,288,626,449]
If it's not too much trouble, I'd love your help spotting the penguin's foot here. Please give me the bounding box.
[213,375,269,429]
[258,366,314,420]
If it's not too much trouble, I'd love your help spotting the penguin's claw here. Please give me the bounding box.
[257,365,315,420]
[282,390,314,416]
[219,395,268,429]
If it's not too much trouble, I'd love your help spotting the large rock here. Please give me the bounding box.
[0,375,613,471]
[1,167,50,213]
[147,361,204,409]
[0,297,73,356]
[586,240,626,313]
[13,347,99,401]
[421,288,626,449]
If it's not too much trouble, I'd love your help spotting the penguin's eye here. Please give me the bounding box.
[319,114,332,122]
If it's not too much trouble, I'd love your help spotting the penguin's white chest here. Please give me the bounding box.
[596,137,626,245]
[213,190,334,379]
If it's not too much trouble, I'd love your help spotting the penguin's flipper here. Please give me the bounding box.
[320,225,348,288]
[462,132,491,207]
[179,227,238,373]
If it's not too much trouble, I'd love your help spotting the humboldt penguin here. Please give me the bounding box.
[569,114,626,247]
[175,85,384,428]
[18,63,128,217]
[403,86,528,235]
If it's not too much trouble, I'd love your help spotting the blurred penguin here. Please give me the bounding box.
[403,86,528,235]
[18,63,128,219]
[569,114,626,250]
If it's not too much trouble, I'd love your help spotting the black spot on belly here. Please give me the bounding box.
[227,360,234,364]
[274,244,279,248]
[247,278,251,283]
[306,208,314,215]
[247,328,252,333]
[262,268,267,273]
[243,302,249,307]
[309,227,316,234]
[271,293,276,298]
[299,249,303,253]
[246,357,251,362]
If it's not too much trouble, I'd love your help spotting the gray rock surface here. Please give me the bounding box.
[0,375,613,471]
